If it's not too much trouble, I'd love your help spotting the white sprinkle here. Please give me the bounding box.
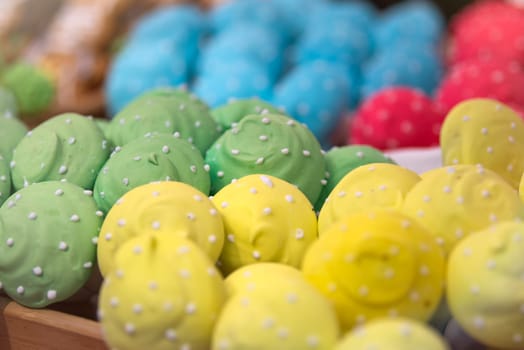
[104,233,112,241]
[473,316,485,329]
[133,246,142,255]
[280,148,290,155]
[263,207,272,215]
[83,262,93,269]
[443,186,451,193]
[249,187,258,194]
[16,286,24,294]
[259,135,268,141]
[221,202,228,209]
[6,238,14,247]
[33,266,43,276]
[125,323,136,335]
[208,235,217,244]
[231,149,240,155]
[358,286,369,296]
[58,165,68,175]
[118,219,126,227]
[261,117,271,124]
[419,265,430,276]
[355,191,363,198]
[252,250,261,260]
[149,281,158,290]
[470,285,480,295]
[28,212,37,220]
[152,221,161,230]
[285,194,294,203]
[227,234,235,243]
[260,175,273,187]
[161,145,170,154]
[47,290,57,300]
[68,137,76,145]
[277,328,289,339]
[295,229,305,240]
[165,329,177,341]
[110,297,119,307]
[209,208,218,216]
[187,212,196,221]
[303,150,311,157]
[482,189,491,198]
[320,179,327,185]
[190,165,197,173]
[307,335,319,348]
[70,214,80,222]
[58,241,68,251]
[286,120,295,126]
[217,171,225,178]
[255,157,264,165]
[132,304,143,314]
[185,303,196,314]
[204,164,210,172]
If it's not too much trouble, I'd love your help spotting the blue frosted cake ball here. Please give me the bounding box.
[106,39,189,115]
[272,61,351,145]
[193,59,274,108]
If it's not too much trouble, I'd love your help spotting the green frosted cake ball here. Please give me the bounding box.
[315,145,396,211]
[94,133,210,213]
[211,98,285,132]
[0,156,11,206]
[205,113,326,204]
[1,63,55,115]
[10,113,111,190]
[0,181,103,308]
[0,113,27,162]
[110,87,220,155]
[0,86,18,118]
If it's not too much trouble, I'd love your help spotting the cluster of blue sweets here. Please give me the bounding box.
[106,0,444,146]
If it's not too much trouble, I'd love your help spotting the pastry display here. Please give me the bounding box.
[211,174,317,275]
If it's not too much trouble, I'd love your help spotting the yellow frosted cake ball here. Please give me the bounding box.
[334,317,449,350]
[211,174,317,275]
[318,163,420,234]
[99,234,227,350]
[402,165,524,256]
[440,98,524,188]
[97,181,224,276]
[302,209,445,331]
[212,265,340,350]
[447,221,524,349]
[225,262,306,297]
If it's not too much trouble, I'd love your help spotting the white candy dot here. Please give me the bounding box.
[253,250,261,260]
[16,286,24,294]
[47,290,57,300]
[28,212,37,220]
[70,214,80,222]
[185,303,196,314]
[165,329,177,341]
[58,165,68,175]
[33,266,43,276]
[260,175,273,188]
[263,207,272,215]
[125,323,136,335]
[6,238,14,247]
[281,148,290,155]
[58,241,68,251]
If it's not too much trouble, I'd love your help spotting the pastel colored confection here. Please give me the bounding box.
[97,181,224,276]
[0,113,27,162]
[402,164,524,256]
[350,87,444,150]
[93,134,210,213]
[198,23,285,81]
[129,4,206,49]
[306,0,376,34]
[211,98,284,132]
[193,59,274,109]
[0,155,11,206]
[211,174,317,275]
[0,181,102,308]
[106,39,190,115]
[294,21,373,67]
[446,221,524,349]
[224,262,307,297]
[109,87,220,155]
[205,113,326,204]
[317,163,421,234]
[302,209,446,331]
[448,2,524,66]
[334,317,449,350]
[0,62,55,115]
[212,264,340,350]
[98,234,227,350]
[0,86,18,117]
[434,59,524,115]
[361,45,443,100]
[440,98,524,188]
[11,113,110,190]
[373,0,444,51]
[315,145,396,211]
[272,61,352,145]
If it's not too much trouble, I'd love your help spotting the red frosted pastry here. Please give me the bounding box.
[435,59,524,115]
[349,87,443,150]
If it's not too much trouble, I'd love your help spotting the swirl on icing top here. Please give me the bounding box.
[97,181,224,276]
[93,133,210,213]
[0,181,102,308]
[303,209,445,331]
[318,163,420,234]
[99,234,227,350]
[211,174,318,275]
[205,113,326,204]
[440,98,524,189]
[109,88,221,155]
[11,113,110,190]
[447,221,524,349]
[211,98,285,132]
[402,164,524,256]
